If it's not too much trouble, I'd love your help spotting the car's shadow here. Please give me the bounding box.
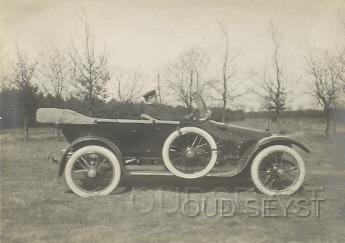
[117,174,255,194]
[64,175,307,196]
[63,170,257,195]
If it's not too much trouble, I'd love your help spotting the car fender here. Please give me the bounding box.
[256,135,310,153]
[57,136,124,177]
[235,135,310,175]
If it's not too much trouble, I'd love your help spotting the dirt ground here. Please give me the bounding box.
[1,121,345,243]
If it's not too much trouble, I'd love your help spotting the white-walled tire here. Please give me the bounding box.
[251,145,305,196]
[162,127,217,179]
[65,145,121,197]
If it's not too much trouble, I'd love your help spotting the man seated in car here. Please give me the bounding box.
[141,90,189,121]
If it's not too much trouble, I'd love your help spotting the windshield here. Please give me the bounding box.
[193,92,210,120]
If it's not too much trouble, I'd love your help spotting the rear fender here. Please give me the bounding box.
[57,136,124,176]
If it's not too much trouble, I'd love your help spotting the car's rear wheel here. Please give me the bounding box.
[65,145,121,197]
[251,145,305,196]
[162,127,217,179]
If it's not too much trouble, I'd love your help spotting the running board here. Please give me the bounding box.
[126,170,239,177]
[125,165,242,177]
[127,170,173,176]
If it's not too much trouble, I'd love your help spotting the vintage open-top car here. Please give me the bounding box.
[37,93,310,197]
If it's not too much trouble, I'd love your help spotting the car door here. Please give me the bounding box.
[150,121,182,156]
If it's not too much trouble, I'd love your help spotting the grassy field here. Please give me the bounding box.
[1,118,345,242]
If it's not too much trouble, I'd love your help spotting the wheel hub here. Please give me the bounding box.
[87,168,97,178]
[185,147,195,158]
[276,168,285,176]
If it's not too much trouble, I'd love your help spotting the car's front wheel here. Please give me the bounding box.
[65,145,121,197]
[251,145,305,196]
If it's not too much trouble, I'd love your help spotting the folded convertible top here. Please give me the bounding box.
[36,108,95,125]
[36,108,181,125]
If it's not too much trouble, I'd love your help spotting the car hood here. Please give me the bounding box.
[203,120,271,141]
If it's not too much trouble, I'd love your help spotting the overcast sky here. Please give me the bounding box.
[1,0,344,110]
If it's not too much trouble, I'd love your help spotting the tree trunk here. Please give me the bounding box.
[157,74,162,104]
[325,111,330,136]
[266,119,270,132]
[24,113,28,143]
[57,127,63,141]
[276,111,280,133]
[222,73,227,123]
[87,97,93,116]
[222,100,227,122]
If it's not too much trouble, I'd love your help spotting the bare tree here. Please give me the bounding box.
[39,48,71,104]
[306,49,342,136]
[38,48,72,140]
[0,66,10,91]
[0,50,11,91]
[11,49,38,142]
[339,50,345,92]
[254,23,287,131]
[115,67,144,103]
[165,48,209,110]
[70,15,110,114]
[209,25,241,122]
